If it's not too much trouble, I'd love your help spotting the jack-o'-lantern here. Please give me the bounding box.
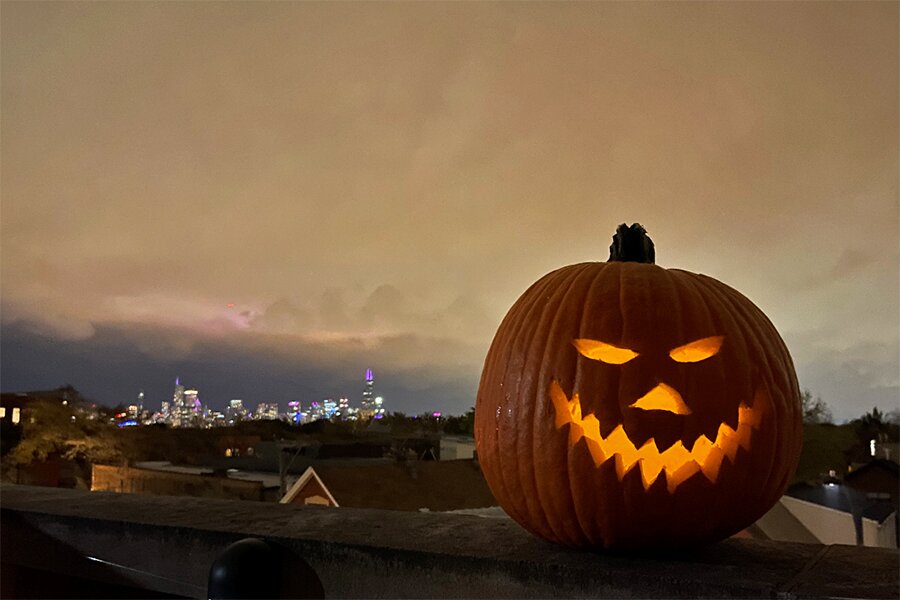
[475,224,801,550]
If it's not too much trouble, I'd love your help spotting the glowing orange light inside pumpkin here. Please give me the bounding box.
[573,339,639,364]
[550,380,764,493]
[669,336,724,363]
[629,383,692,414]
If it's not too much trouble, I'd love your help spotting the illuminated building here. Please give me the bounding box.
[256,402,279,420]
[170,377,186,427]
[184,389,201,425]
[335,397,357,420]
[206,410,225,427]
[360,369,375,419]
[308,401,326,421]
[227,399,246,424]
[323,398,337,419]
[287,401,302,424]
[373,396,385,420]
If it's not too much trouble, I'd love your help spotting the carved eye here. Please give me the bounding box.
[573,339,639,364]
[669,336,724,363]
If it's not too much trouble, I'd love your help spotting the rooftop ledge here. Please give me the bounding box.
[2,484,898,599]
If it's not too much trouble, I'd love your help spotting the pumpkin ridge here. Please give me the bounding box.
[527,263,597,546]
[673,271,746,431]
[566,263,616,546]
[504,263,588,543]
[492,267,570,535]
[478,268,561,531]
[715,280,800,512]
[674,272,766,528]
[613,262,627,438]
[682,275,796,528]
[668,270,725,445]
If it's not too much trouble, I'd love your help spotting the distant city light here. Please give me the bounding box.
[432,412,442,418]
[92,369,399,429]
[870,439,876,457]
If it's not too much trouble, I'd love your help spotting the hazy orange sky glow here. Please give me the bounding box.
[2,2,897,419]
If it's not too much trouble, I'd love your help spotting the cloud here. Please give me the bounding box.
[0,319,485,415]
[1,2,896,416]
[246,284,496,343]
[253,298,313,333]
[794,340,900,422]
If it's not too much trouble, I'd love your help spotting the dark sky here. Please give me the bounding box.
[2,2,897,420]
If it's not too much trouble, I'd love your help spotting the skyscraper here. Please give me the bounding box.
[256,402,278,420]
[184,389,200,426]
[226,399,246,424]
[287,401,302,424]
[171,377,185,427]
[360,368,375,419]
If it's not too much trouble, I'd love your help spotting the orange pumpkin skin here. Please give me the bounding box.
[475,228,801,550]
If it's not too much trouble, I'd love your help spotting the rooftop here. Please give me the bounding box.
[2,484,898,599]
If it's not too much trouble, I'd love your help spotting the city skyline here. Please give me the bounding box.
[1,2,898,421]
[145,369,390,422]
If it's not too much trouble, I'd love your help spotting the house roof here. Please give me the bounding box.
[845,459,900,481]
[282,459,496,512]
[786,481,898,524]
[862,502,897,524]
[281,466,340,506]
[786,482,853,513]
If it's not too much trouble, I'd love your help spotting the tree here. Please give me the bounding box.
[800,389,833,424]
[5,399,123,466]
[443,407,475,436]
[852,406,899,444]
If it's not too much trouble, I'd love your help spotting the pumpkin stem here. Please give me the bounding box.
[608,223,655,264]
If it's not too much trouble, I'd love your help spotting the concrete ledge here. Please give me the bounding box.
[2,484,898,599]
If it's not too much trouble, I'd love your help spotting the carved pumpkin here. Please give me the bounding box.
[475,224,801,549]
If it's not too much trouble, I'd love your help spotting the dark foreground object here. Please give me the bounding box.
[1,484,897,599]
[207,537,323,599]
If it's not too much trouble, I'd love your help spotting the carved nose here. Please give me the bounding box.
[629,383,692,415]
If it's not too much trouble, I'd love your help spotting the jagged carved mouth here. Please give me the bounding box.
[549,380,764,493]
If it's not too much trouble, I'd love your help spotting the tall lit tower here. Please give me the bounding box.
[171,377,185,427]
[360,368,375,419]
[184,389,200,426]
